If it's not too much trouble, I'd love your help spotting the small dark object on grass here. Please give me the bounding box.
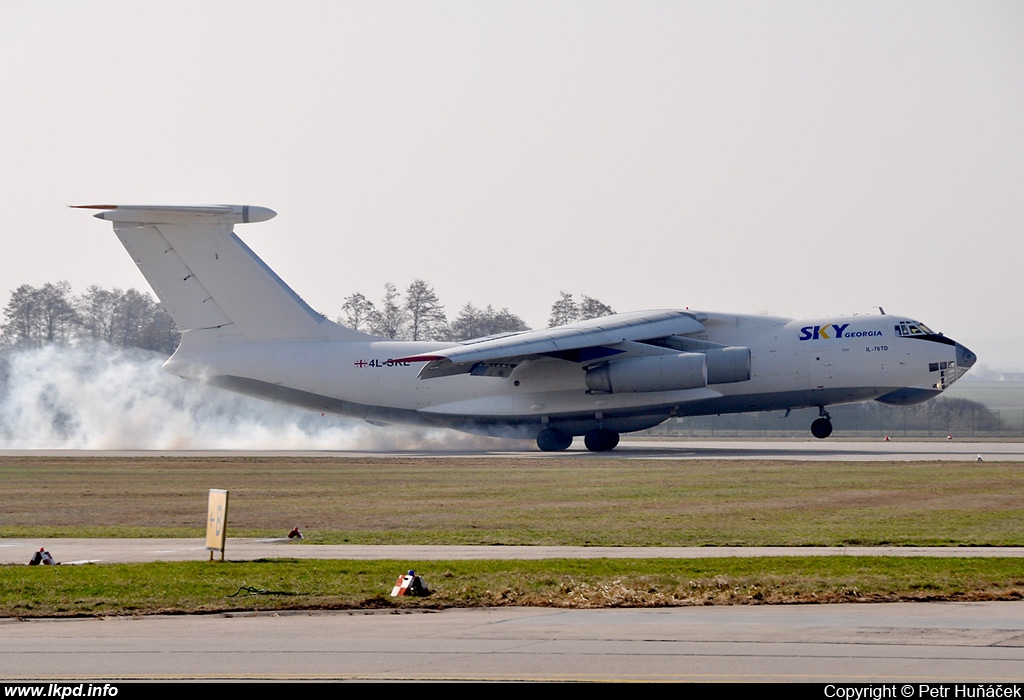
[28,548,57,566]
[391,570,431,597]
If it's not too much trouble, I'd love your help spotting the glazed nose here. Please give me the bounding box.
[955,342,977,369]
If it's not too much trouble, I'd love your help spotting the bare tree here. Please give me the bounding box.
[75,286,180,354]
[451,303,529,340]
[404,279,448,341]
[110,289,151,347]
[548,292,614,327]
[548,291,578,327]
[367,283,409,339]
[135,303,179,355]
[77,285,120,343]
[1,284,40,347]
[38,282,79,345]
[578,295,615,321]
[339,292,375,332]
[111,289,178,353]
[1,282,79,347]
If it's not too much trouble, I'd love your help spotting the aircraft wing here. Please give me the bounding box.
[393,310,706,379]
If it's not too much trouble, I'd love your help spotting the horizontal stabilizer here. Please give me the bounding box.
[73,204,277,225]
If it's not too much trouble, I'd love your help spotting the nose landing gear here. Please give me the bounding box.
[811,407,833,439]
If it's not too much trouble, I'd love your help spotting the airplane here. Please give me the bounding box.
[76,204,978,452]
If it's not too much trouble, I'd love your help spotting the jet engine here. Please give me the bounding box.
[704,347,751,384]
[585,353,707,394]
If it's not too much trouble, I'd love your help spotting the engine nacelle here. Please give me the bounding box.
[705,347,751,384]
[586,353,707,394]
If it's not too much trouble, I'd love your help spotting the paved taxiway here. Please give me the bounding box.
[3,603,1024,682]
[3,539,1024,565]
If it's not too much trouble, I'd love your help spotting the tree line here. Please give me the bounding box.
[1,282,178,355]
[0,280,617,354]
[339,281,615,342]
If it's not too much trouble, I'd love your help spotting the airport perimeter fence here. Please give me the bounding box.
[642,407,1024,440]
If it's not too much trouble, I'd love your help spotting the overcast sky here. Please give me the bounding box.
[2,1,1022,367]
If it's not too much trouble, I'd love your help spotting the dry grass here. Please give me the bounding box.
[1,455,1022,546]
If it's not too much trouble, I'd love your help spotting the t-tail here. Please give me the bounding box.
[74,204,370,346]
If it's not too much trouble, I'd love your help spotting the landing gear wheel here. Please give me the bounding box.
[811,417,833,439]
[584,429,620,452]
[536,427,573,452]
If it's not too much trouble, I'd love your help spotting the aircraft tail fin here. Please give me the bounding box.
[76,204,370,343]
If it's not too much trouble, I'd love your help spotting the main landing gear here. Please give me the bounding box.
[536,427,573,452]
[811,407,833,439]
[584,428,619,452]
[535,427,621,452]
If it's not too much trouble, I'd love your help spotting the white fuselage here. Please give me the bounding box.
[164,311,967,439]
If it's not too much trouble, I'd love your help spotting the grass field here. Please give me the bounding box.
[4,557,1023,618]
[947,380,1024,411]
[2,456,1022,546]
[2,455,1023,616]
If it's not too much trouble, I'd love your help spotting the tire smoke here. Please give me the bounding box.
[0,344,512,451]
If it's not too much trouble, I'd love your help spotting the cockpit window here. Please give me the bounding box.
[895,321,934,337]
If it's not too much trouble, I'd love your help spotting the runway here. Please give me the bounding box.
[3,438,1022,460]
[615,438,1024,461]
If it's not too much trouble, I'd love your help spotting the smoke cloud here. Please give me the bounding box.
[0,344,516,451]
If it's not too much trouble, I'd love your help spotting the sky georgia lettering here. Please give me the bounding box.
[799,323,884,341]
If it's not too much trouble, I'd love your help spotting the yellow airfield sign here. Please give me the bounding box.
[206,489,229,560]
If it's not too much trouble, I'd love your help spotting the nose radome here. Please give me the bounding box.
[956,343,977,369]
